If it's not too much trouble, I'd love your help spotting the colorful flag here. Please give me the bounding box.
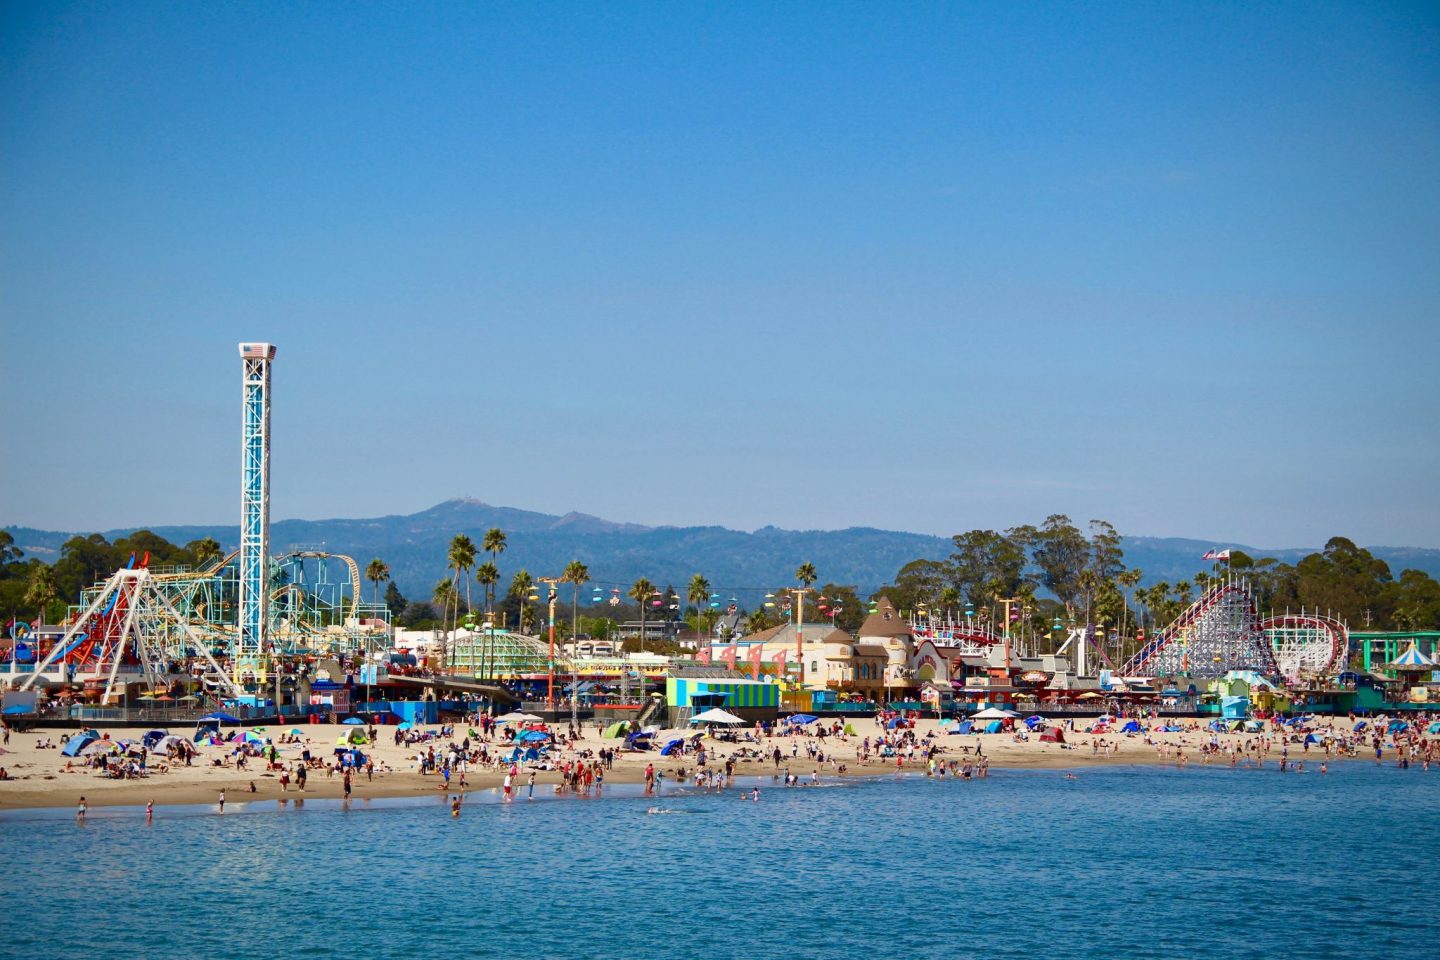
[749,644,763,679]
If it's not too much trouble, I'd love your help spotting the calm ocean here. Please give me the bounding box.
[2,762,1434,960]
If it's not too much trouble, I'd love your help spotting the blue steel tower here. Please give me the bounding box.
[238,342,276,678]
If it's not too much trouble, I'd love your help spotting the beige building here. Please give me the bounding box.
[856,597,917,693]
[727,622,887,698]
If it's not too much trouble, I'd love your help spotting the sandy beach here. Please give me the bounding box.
[0,716,1358,810]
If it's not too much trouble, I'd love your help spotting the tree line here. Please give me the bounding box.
[6,520,1437,651]
[877,516,1440,645]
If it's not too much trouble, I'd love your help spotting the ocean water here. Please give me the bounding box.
[1,762,1435,960]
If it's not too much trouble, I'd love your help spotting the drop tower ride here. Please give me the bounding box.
[238,342,276,680]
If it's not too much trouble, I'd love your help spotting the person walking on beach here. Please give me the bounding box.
[76,796,87,822]
[644,762,656,796]
[218,790,226,813]
[527,771,536,799]
[343,770,353,800]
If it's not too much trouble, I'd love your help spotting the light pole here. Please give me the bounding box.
[537,577,562,711]
[997,597,1021,670]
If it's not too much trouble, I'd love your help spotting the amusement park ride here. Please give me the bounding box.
[909,576,1349,685]
[14,344,389,704]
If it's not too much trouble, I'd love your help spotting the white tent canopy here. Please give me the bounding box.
[689,708,745,725]
[495,712,543,723]
[971,707,1020,720]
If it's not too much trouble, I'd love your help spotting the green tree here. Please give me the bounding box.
[818,583,863,632]
[629,577,656,652]
[564,560,591,644]
[482,527,507,612]
[0,530,22,572]
[365,558,390,612]
[687,573,712,639]
[187,537,223,570]
[475,562,499,616]
[950,529,1027,607]
[1023,515,1091,618]
[24,564,58,624]
[384,581,407,619]
[878,559,952,613]
[448,533,476,638]
[1389,569,1440,630]
[510,569,535,634]
[795,562,817,588]
[745,607,772,635]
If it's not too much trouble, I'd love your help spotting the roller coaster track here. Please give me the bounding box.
[1122,582,1278,678]
[1260,612,1348,677]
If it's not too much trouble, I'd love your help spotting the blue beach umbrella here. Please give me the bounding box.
[786,714,818,725]
[342,717,365,725]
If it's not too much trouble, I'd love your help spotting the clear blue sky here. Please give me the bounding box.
[3,2,1437,546]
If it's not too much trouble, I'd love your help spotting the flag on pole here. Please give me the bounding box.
[749,644,763,679]
[1202,549,1232,561]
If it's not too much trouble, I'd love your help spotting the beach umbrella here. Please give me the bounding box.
[397,721,413,731]
[971,707,1016,720]
[199,712,241,724]
[342,717,364,725]
[689,708,745,725]
[786,714,818,725]
[288,728,304,736]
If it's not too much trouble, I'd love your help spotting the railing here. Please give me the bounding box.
[812,702,876,714]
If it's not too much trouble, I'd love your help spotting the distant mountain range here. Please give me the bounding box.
[7,499,1440,602]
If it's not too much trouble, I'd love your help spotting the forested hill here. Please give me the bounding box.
[6,499,1440,599]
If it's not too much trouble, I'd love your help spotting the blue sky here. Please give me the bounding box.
[3,2,1438,546]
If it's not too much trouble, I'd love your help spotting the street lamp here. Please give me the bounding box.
[536,577,562,711]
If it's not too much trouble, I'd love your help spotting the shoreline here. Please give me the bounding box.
[0,717,1374,811]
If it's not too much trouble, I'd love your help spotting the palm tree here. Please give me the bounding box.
[482,528,507,606]
[474,560,499,679]
[687,574,711,643]
[475,562,499,615]
[1117,568,1142,660]
[795,562,817,588]
[448,533,476,640]
[365,558,390,611]
[629,577,655,652]
[563,560,590,643]
[745,608,770,635]
[510,569,534,634]
[25,565,57,625]
[191,537,223,570]
[432,578,457,672]
[938,585,961,621]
